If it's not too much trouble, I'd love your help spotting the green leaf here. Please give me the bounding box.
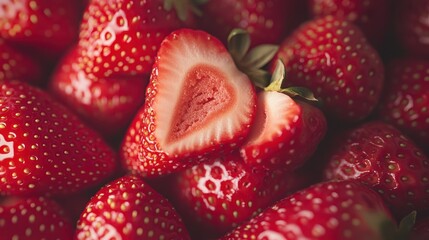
[227,28,251,63]
[392,211,416,240]
[241,44,279,69]
[279,87,318,102]
[245,69,271,89]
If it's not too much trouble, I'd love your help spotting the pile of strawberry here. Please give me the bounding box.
[2,0,429,239]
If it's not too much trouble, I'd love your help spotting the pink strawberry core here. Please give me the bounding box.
[169,64,235,142]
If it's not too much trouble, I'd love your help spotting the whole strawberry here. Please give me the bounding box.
[0,196,74,239]
[120,28,256,177]
[222,180,400,240]
[323,121,429,218]
[49,45,147,138]
[198,0,305,47]
[78,0,196,80]
[308,0,391,47]
[75,175,190,239]
[273,15,384,123]
[0,0,81,58]
[0,80,118,196]
[377,59,429,152]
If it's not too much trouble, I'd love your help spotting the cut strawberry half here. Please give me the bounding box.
[240,60,327,172]
[121,28,256,177]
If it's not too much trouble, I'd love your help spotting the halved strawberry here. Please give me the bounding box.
[240,60,327,171]
[49,45,147,139]
[0,196,74,239]
[78,0,196,80]
[75,175,190,239]
[120,28,256,177]
[0,80,118,196]
[0,0,81,58]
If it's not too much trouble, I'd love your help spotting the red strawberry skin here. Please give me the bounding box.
[0,39,42,85]
[75,175,190,240]
[78,0,195,80]
[0,196,74,239]
[240,91,327,171]
[0,0,81,58]
[222,180,396,240]
[120,29,256,177]
[49,45,147,138]
[168,153,309,238]
[395,0,429,58]
[323,121,429,218]
[199,0,306,46]
[273,15,384,123]
[377,59,429,152]
[308,0,391,47]
[0,80,118,196]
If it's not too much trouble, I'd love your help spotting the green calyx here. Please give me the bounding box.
[164,0,202,21]
[227,28,278,89]
[227,29,317,102]
[265,59,317,102]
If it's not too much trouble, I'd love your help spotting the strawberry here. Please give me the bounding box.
[307,0,391,47]
[120,28,256,177]
[394,0,429,58]
[240,60,327,171]
[376,58,429,152]
[0,80,118,196]
[0,38,42,85]
[49,45,147,139]
[197,0,306,47]
[222,180,403,240]
[77,0,196,80]
[273,15,384,123]
[168,152,312,239]
[0,0,81,58]
[0,196,74,239]
[323,121,429,218]
[75,175,191,239]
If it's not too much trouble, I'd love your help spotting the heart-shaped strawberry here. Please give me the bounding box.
[120,28,256,177]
